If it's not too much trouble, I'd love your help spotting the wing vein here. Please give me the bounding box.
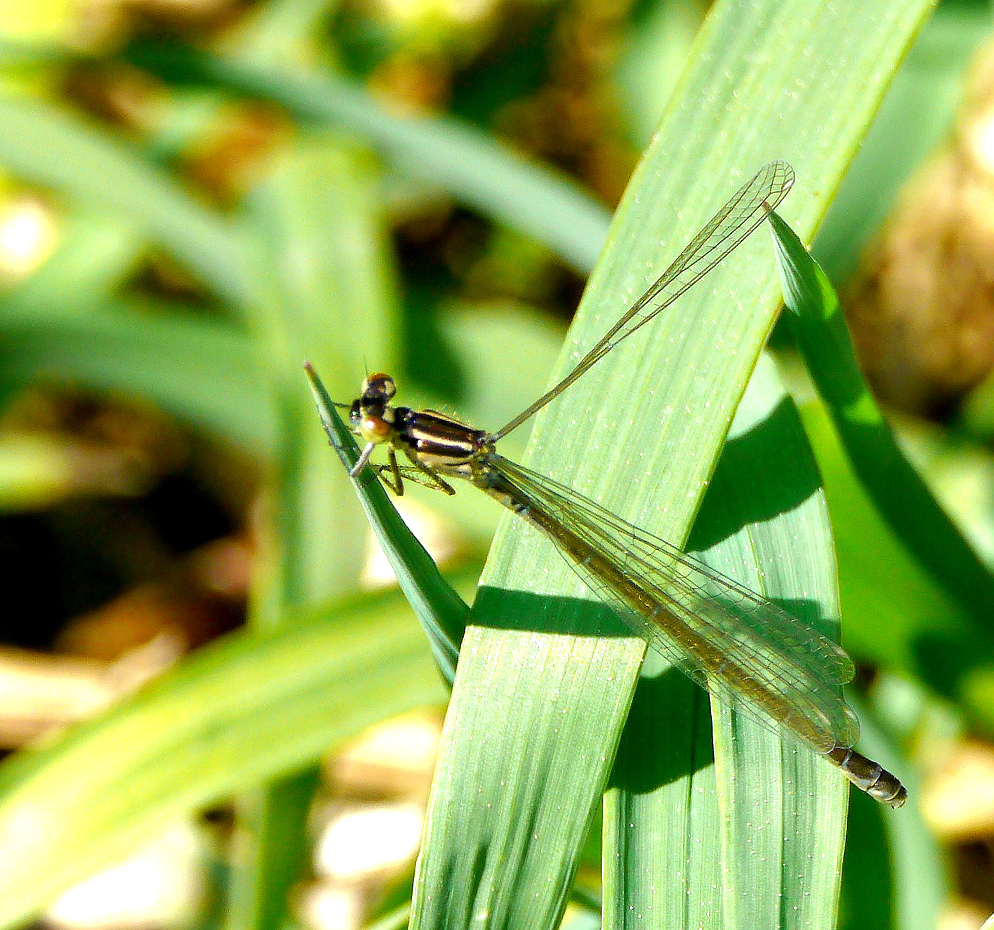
[489,455,859,751]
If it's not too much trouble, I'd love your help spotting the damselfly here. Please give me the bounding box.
[312,162,906,808]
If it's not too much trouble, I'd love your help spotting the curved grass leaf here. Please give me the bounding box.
[0,306,271,450]
[232,141,407,930]
[125,42,612,276]
[772,208,994,743]
[306,362,466,681]
[0,96,250,307]
[769,208,994,627]
[804,396,994,738]
[0,590,448,929]
[841,693,945,930]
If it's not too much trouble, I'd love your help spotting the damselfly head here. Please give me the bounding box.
[360,372,397,403]
[352,372,398,447]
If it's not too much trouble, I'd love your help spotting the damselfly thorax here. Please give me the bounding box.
[348,372,492,489]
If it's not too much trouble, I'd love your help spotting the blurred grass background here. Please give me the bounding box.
[0,0,992,928]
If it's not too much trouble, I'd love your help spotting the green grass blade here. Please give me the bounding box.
[0,592,446,930]
[409,0,936,927]
[667,357,848,926]
[306,362,466,681]
[0,306,272,450]
[0,95,251,307]
[605,355,851,929]
[769,208,994,640]
[231,141,405,930]
[125,41,612,275]
[803,397,994,739]
[841,693,945,930]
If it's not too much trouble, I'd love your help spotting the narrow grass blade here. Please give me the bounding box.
[768,210,994,633]
[841,693,945,930]
[306,363,465,681]
[124,42,611,275]
[0,96,250,307]
[234,142,409,930]
[0,306,272,451]
[803,397,994,735]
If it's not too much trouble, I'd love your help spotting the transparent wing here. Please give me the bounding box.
[489,454,859,752]
[492,161,795,441]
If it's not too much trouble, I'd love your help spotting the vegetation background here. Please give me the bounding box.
[0,0,992,928]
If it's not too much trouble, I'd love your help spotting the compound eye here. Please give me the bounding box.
[362,372,396,401]
[348,400,362,427]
